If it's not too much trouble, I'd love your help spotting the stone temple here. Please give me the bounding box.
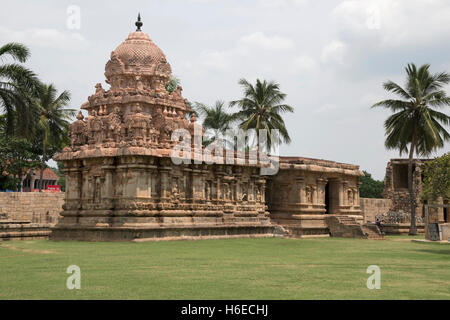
[51,17,371,241]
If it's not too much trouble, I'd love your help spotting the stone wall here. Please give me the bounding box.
[360,198,392,223]
[0,192,64,225]
[383,159,426,216]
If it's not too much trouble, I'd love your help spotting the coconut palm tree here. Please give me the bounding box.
[230,78,293,152]
[0,42,41,136]
[193,100,235,146]
[34,84,75,191]
[372,63,450,235]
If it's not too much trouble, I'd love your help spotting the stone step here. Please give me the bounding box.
[326,215,384,239]
[0,220,31,225]
[0,230,51,240]
[0,221,52,241]
[337,217,357,221]
[284,226,330,238]
[362,224,384,240]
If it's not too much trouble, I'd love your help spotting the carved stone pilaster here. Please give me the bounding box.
[316,178,328,205]
[159,166,171,201]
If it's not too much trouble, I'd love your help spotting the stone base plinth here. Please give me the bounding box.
[440,223,450,241]
[0,220,51,241]
[381,223,425,235]
[50,224,275,241]
[270,213,331,238]
[51,201,274,241]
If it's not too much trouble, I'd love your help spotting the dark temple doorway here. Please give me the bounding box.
[324,182,330,214]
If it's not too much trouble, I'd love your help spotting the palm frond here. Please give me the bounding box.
[0,42,30,63]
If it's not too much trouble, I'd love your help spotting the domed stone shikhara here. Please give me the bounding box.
[105,28,172,91]
[62,15,191,154]
[52,16,365,242]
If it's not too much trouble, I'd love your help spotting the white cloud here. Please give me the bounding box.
[239,32,294,51]
[332,1,384,33]
[293,55,318,73]
[292,0,308,6]
[321,40,346,64]
[259,0,307,8]
[199,50,229,70]
[331,0,450,48]
[181,32,294,74]
[187,0,214,3]
[313,103,339,114]
[0,27,88,51]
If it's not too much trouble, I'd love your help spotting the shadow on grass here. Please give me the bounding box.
[413,248,450,255]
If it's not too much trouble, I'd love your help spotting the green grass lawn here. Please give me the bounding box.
[0,236,449,299]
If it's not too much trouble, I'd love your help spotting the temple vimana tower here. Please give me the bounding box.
[51,16,365,241]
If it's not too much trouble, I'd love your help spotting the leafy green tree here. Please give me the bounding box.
[0,137,40,192]
[359,171,384,198]
[230,78,293,152]
[0,42,41,136]
[2,140,40,191]
[193,100,235,146]
[33,84,75,191]
[166,76,180,93]
[0,114,40,191]
[372,63,450,234]
[0,174,15,191]
[422,153,450,201]
[54,161,66,192]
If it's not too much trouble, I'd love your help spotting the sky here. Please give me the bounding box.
[1,0,449,179]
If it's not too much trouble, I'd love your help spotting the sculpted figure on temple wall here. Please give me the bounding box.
[135,75,144,91]
[317,187,324,204]
[152,107,168,144]
[87,110,105,145]
[348,189,354,205]
[94,177,102,203]
[147,127,159,145]
[171,86,184,101]
[106,107,122,143]
[188,113,204,137]
[69,111,87,147]
[123,105,152,145]
[306,186,313,204]
[256,186,261,202]
[205,181,211,201]
[227,184,232,200]
[223,183,229,200]
[95,83,105,95]
[164,110,177,141]
[171,177,180,200]
[176,110,189,130]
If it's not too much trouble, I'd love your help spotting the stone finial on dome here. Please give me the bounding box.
[135,13,143,31]
[76,111,84,121]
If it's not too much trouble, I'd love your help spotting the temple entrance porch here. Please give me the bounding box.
[266,157,364,238]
